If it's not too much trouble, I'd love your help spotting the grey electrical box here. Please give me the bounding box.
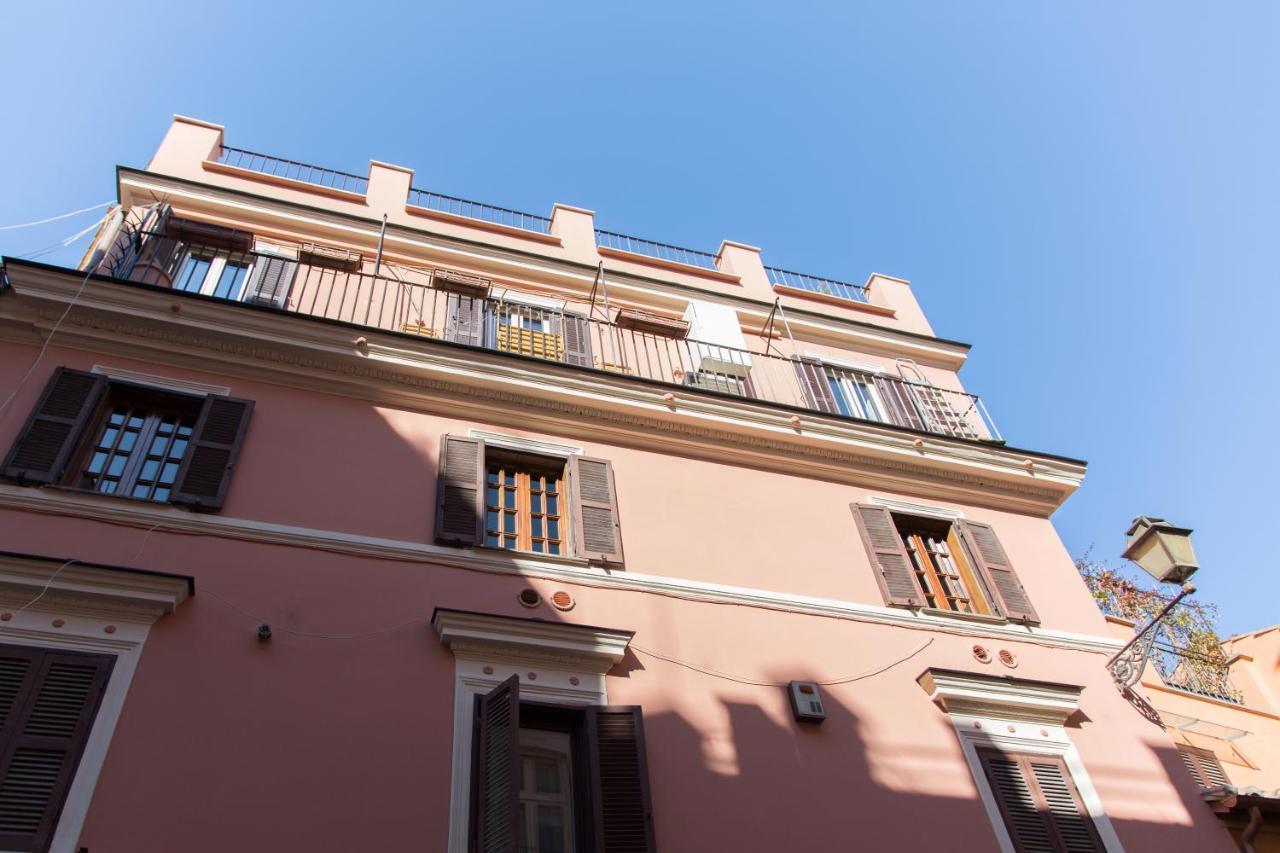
[787,680,825,723]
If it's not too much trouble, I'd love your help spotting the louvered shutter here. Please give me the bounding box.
[978,749,1104,853]
[562,314,593,367]
[242,255,298,308]
[794,357,839,414]
[445,293,487,347]
[0,646,113,853]
[1,369,106,486]
[1178,745,1230,789]
[874,376,926,431]
[474,676,520,853]
[586,707,656,853]
[170,396,254,512]
[570,456,624,564]
[850,504,925,607]
[435,435,485,546]
[957,521,1040,623]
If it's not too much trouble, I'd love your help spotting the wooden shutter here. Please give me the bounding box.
[242,255,298,308]
[445,293,487,347]
[850,504,925,607]
[562,314,593,367]
[957,521,1039,623]
[164,218,253,253]
[794,357,839,414]
[435,435,485,546]
[1,368,106,486]
[1178,745,1230,789]
[570,456,624,564]
[170,396,254,512]
[473,676,521,853]
[978,749,1104,853]
[0,645,113,853]
[874,376,926,431]
[586,707,655,853]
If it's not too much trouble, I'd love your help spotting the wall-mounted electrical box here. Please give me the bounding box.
[787,680,826,723]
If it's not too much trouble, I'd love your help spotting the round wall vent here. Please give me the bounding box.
[517,589,541,608]
[998,649,1019,669]
[972,645,992,664]
[550,590,575,611]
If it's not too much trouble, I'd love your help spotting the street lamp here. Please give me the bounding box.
[1107,517,1199,689]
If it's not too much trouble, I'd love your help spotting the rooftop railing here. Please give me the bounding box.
[1153,643,1243,704]
[766,266,869,304]
[407,187,552,234]
[594,229,720,271]
[103,226,1000,443]
[216,146,369,196]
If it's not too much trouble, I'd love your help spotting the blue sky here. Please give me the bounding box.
[2,2,1276,633]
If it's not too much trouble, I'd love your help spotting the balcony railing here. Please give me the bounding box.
[766,266,869,304]
[407,187,552,234]
[216,146,369,196]
[594,230,720,271]
[1153,643,1243,704]
[103,227,1000,442]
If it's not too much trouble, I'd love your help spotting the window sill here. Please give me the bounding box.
[44,484,180,509]
[470,544,592,569]
[917,607,1009,626]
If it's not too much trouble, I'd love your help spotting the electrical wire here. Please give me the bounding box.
[0,201,113,231]
[629,638,934,687]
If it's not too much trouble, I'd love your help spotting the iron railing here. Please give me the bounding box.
[594,230,720,271]
[766,266,869,304]
[1153,643,1243,704]
[407,187,552,234]
[215,146,369,195]
[104,228,999,442]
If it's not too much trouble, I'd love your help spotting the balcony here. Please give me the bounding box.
[1153,643,1243,704]
[99,223,1001,443]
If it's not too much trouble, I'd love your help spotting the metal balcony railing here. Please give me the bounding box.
[594,230,720,271]
[1153,643,1243,704]
[216,146,369,195]
[407,187,552,234]
[103,226,1000,442]
[765,266,869,304]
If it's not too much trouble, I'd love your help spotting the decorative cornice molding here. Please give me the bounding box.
[0,553,192,623]
[918,667,1085,725]
[432,609,633,671]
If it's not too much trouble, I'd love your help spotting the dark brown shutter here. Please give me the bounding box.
[473,676,520,853]
[957,521,1039,623]
[570,456,624,564]
[978,749,1104,853]
[1178,745,1230,789]
[164,217,253,253]
[874,376,926,431]
[1,369,106,486]
[0,646,113,853]
[243,256,298,308]
[435,435,485,546]
[586,707,655,853]
[794,357,839,414]
[850,504,925,607]
[445,293,487,347]
[562,314,593,367]
[170,395,254,512]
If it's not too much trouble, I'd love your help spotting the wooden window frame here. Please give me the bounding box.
[896,515,994,616]
[484,452,568,557]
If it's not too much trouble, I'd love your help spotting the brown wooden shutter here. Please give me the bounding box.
[170,395,254,512]
[978,749,1104,853]
[435,435,485,546]
[473,676,521,853]
[874,376,926,431]
[957,521,1039,623]
[242,256,298,308]
[562,314,593,367]
[445,293,487,347]
[586,707,655,853]
[794,357,839,414]
[1178,745,1230,789]
[570,456,624,564]
[850,504,925,607]
[164,218,253,253]
[0,645,113,853]
[1,368,106,486]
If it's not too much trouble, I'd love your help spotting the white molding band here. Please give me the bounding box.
[867,495,966,520]
[91,364,230,397]
[917,668,1083,725]
[431,608,633,670]
[467,430,583,457]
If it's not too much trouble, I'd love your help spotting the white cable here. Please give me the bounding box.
[0,201,113,231]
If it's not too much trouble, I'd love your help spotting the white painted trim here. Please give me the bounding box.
[803,350,884,375]
[917,668,1082,724]
[866,495,966,520]
[489,287,567,312]
[951,715,1125,853]
[0,483,1124,656]
[467,430,583,457]
[435,611,622,853]
[91,364,230,397]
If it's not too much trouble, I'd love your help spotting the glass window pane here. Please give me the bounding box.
[486,534,499,548]
[170,438,188,458]
[547,520,559,539]
[531,518,543,538]
[139,459,160,481]
[177,425,193,438]
[504,490,516,510]
[546,496,558,515]
[99,480,118,494]
[152,487,169,502]
[504,513,516,534]
[531,493,542,513]
[487,486,499,506]
[100,427,118,448]
[109,410,126,425]
[534,759,560,793]
[118,430,137,452]
[87,452,106,474]
[537,805,566,853]
[549,542,560,555]
[106,455,128,477]
[132,483,151,498]
[160,462,180,484]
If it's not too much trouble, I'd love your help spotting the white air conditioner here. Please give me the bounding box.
[682,300,752,376]
[683,371,748,396]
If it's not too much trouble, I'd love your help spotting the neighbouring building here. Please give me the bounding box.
[0,115,1239,852]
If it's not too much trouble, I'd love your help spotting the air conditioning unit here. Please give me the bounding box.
[682,300,752,376]
[683,371,749,396]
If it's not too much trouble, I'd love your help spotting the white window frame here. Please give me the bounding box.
[518,728,576,853]
[432,610,633,853]
[173,248,251,300]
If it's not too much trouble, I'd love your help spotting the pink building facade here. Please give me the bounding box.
[0,116,1236,852]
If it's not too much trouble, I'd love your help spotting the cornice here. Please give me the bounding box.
[0,552,191,623]
[432,608,633,671]
[918,667,1085,725]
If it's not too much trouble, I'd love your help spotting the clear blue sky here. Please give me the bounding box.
[3,2,1276,634]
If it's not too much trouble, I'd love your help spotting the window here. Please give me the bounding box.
[825,367,885,421]
[437,436,623,564]
[2,368,254,512]
[471,676,654,853]
[851,504,1039,622]
[1177,745,1230,789]
[977,748,1106,853]
[173,249,253,300]
[0,643,113,853]
[442,287,594,368]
